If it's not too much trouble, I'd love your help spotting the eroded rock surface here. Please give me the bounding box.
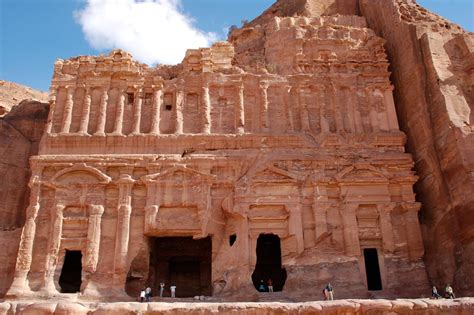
[0,81,48,116]
[1,0,473,305]
[0,100,49,297]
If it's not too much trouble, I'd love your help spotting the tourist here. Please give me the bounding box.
[325,283,334,300]
[170,285,176,298]
[267,279,273,293]
[145,287,152,302]
[159,282,165,298]
[323,288,328,300]
[139,288,146,302]
[431,286,441,299]
[258,280,266,292]
[445,284,455,299]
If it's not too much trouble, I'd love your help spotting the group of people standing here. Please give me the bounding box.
[257,279,274,292]
[139,282,177,302]
[431,284,456,299]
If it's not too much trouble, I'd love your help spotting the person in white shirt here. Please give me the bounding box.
[170,285,176,298]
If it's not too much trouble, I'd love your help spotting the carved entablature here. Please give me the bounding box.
[142,165,216,237]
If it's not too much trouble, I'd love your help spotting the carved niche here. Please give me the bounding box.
[142,165,216,237]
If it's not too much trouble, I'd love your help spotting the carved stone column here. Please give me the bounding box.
[236,83,245,134]
[202,81,211,134]
[43,203,65,293]
[112,91,126,135]
[150,86,162,135]
[259,82,269,131]
[113,175,135,288]
[284,85,294,131]
[350,87,363,133]
[403,203,424,261]
[7,175,42,295]
[60,86,75,134]
[131,88,143,135]
[331,85,344,133]
[78,87,92,135]
[45,87,58,134]
[84,205,105,274]
[95,87,109,136]
[341,203,361,257]
[298,85,311,131]
[367,87,379,132]
[175,89,184,134]
[378,204,395,253]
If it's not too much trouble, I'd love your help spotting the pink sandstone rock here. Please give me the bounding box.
[0,0,472,310]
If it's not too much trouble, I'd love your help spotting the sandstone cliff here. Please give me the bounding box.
[358,0,474,296]
[0,99,49,297]
[0,80,48,116]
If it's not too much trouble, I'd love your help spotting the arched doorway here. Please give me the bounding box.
[251,234,287,292]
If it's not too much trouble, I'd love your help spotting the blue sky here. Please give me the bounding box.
[1,0,472,92]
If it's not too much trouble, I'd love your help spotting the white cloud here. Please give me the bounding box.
[75,0,218,65]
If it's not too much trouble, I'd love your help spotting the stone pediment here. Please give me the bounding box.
[335,165,388,183]
[48,163,111,187]
[142,165,216,183]
[252,166,303,183]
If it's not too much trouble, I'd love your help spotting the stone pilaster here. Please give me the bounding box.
[236,83,245,134]
[150,86,162,135]
[45,87,58,134]
[60,86,75,134]
[403,203,424,261]
[7,174,42,296]
[78,87,92,135]
[43,203,65,293]
[131,88,143,135]
[202,81,211,134]
[384,87,400,130]
[112,90,125,135]
[113,175,135,289]
[259,82,269,131]
[378,204,395,253]
[95,87,109,136]
[289,204,305,254]
[298,84,311,131]
[350,87,364,133]
[84,205,105,274]
[341,203,361,257]
[175,89,184,134]
[283,85,293,131]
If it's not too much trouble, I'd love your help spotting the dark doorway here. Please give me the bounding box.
[58,250,82,293]
[364,248,382,291]
[149,237,212,297]
[251,234,287,292]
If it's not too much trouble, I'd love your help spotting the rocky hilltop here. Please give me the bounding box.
[0,80,48,116]
[0,0,472,313]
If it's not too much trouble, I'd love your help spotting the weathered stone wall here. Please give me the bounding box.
[0,100,49,228]
[359,0,474,296]
[0,230,22,297]
[0,100,49,297]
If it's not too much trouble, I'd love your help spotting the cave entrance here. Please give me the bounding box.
[58,250,82,293]
[150,237,212,297]
[251,234,287,292]
[364,248,382,291]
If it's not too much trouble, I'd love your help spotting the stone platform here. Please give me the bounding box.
[1,298,473,314]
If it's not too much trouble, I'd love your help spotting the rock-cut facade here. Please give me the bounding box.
[6,0,435,301]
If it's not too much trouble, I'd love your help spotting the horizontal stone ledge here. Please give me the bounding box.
[1,298,473,315]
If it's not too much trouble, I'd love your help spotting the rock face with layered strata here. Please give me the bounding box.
[2,0,473,304]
